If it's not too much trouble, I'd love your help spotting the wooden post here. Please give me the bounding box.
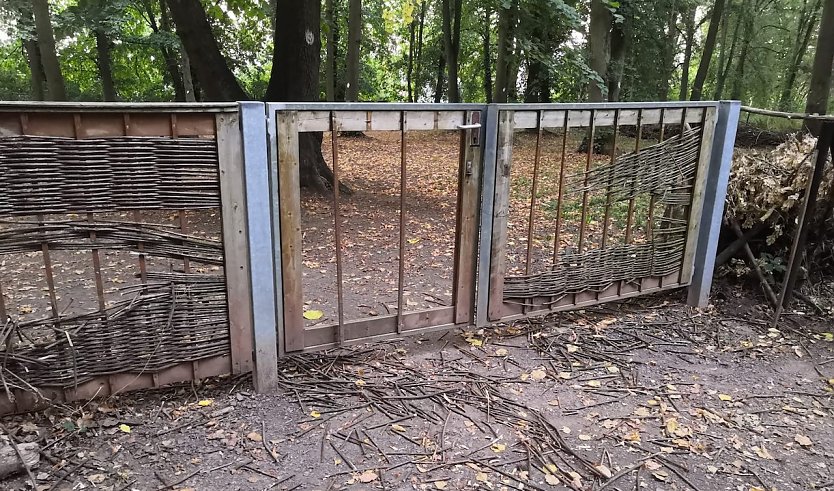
[487,110,514,321]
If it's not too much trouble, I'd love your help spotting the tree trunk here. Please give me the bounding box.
[483,6,493,103]
[31,0,66,101]
[441,0,461,102]
[415,0,426,93]
[265,0,336,191]
[714,7,741,99]
[22,38,45,100]
[325,0,336,101]
[167,0,247,101]
[147,0,186,101]
[180,45,196,102]
[407,15,416,102]
[493,0,516,103]
[779,0,821,110]
[659,2,678,101]
[805,0,834,134]
[94,28,117,101]
[345,0,361,101]
[690,0,725,101]
[434,47,446,102]
[587,0,612,102]
[607,18,628,102]
[730,13,754,101]
[679,6,697,101]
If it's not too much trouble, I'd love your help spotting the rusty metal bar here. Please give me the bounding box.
[525,111,544,276]
[552,111,569,264]
[0,276,7,322]
[601,109,620,249]
[330,112,346,345]
[624,109,642,244]
[577,109,596,253]
[397,112,408,334]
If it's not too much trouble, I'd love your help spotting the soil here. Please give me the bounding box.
[2,283,833,491]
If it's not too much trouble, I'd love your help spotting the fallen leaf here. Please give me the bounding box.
[435,481,448,489]
[491,443,506,453]
[198,399,213,407]
[753,445,774,460]
[595,464,612,479]
[542,464,558,474]
[634,407,651,418]
[495,348,509,357]
[118,424,131,433]
[557,371,572,380]
[530,369,547,381]
[87,474,106,484]
[606,366,620,373]
[718,394,733,401]
[652,470,669,481]
[644,460,662,471]
[303,310,323,320]
[545,474,560,485]
[475,472,489,482]
[587,380,602,388]
[357,470,378,483]
[566,344,579,353]
[391,424,407,433]
[466,338,483,347]
[310,410,321,419]
[560,426,571,434]
[354,379,366,387]
[247,432,263,442]
[795,434,812,447]
[822,332,833,341]
[578,434,593,441]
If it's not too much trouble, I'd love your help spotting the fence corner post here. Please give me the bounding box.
[475,104,499,327]
[687,100,741,308]
[238,101,280,392]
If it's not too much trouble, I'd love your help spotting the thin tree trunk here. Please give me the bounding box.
[325,0,336,101]
[607,18,628,102]
[180,45,196,101]
[441,0,461,102]
[434,48,445,103]
[414,0,426,101]
[167,0,247,101]
[587,0,612,102]
[524,56,541,103]
[483,6,493,103]
[407,16,416,102]
[691,0,725,101]
[659,1,678,101]
[31,0,66,101]
[22,38,45,100]
[730,13,754,101]
[147,0,186,101]
[805,0,834,134]
[94,28,117,101]
[714,7,741,99]
[493,0,516,102]
[679,6,697,101]
[779,0,821,110]
[345,0,361,101]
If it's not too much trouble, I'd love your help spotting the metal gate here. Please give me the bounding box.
[482,103,720,322]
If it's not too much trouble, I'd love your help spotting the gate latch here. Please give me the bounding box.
[457,111,482,146]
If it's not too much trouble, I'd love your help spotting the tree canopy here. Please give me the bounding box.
[0,0,831,114]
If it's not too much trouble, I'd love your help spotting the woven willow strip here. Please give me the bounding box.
[0,219,223,264]
[565,127,701,199]
[504,127,702,300]
[0,135,220,215]
[1,274,228,388]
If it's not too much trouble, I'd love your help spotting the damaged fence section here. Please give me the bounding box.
[0,101,739,413]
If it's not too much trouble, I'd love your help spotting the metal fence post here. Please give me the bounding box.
[238,102,279,392]
[687,100,741,307]
[475,105,500,327]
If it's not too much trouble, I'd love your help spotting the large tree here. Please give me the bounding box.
[804,0,834,134]
[31,0,65,100]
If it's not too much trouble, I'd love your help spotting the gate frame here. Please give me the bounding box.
[239,101,741,391]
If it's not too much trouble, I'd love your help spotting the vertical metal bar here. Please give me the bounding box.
[217,111,255,375]
[552,111,569,264]
[330,112,346,345]
[72,114,107,313]
[0,278,7,322]
[525,111,544,276]
[601,109,619,249]
[240,101,279,391]
[397,112,408,334]
[475,105,499,327]
[624,110,642,244]
[687,102,739,307]
[578,110,595,253]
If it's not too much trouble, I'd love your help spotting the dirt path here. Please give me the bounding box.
[2,286,833,491]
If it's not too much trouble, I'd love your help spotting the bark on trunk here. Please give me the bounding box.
[325,0,336,101]
[679,6,697,101]
[95,28,117,101]
[659,2,678,101]
[730,13,753,101]
[607,18,628,102]
[22,38,45,101]
[345,0,362,101]
[180,45,196,102]
[434,48,445,103]
[714,7,741,99]
[779,0,821,110]
[805,0,834,134]
[483,6,493,103]
[31,0,66,101]
[167,0,247,101]
[147,0,186,101]
[690,0,725,101]
[266,0,336,191]
[493,0,516,103]
[441,0,462,102]
[587,0,612,102]
[407,15,416,102]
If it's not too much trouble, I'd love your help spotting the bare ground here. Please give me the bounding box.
[2,284,833,491]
